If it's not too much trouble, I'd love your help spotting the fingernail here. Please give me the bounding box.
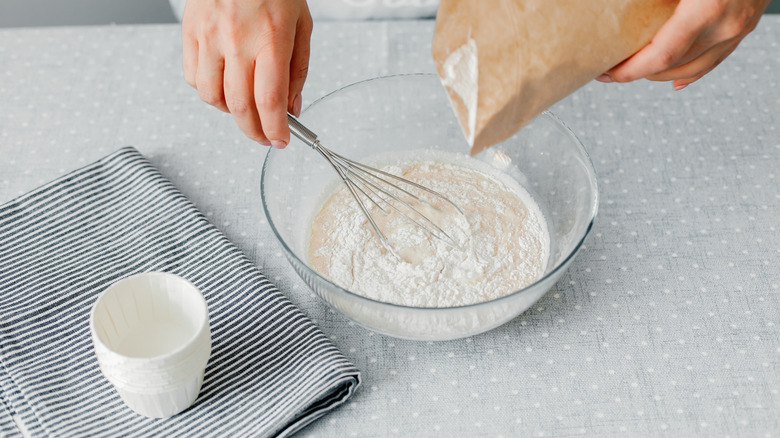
[673,83,688,91]
[271,140,287,149]
[596,74,613,83]
[293,94,302,117]
[258,140,272,146]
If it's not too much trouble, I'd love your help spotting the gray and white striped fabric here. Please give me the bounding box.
[0,146,360,437]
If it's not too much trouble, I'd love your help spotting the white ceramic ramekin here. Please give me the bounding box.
[90,272,211,418]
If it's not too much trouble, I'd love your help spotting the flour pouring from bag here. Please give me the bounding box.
[433,0,678,154]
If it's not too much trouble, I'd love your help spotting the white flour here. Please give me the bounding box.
[441,37,479,147]
[308,154,549,307]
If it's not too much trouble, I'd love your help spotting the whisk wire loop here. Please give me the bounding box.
[288,114,464,255]
[342,165,459,247]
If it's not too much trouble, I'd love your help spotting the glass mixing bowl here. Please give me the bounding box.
[261,74,598,341]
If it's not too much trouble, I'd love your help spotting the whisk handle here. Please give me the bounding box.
[287,113,318,147]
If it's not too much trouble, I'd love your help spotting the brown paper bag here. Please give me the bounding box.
[432,0,679,155]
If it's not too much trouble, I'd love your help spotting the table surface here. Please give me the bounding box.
[1,17,778,438]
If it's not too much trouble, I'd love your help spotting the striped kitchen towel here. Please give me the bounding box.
[0,146,360,437]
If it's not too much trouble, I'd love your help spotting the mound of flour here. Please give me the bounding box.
[308,156,549,307]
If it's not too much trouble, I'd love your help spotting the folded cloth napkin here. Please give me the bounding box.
[0,146,361,437]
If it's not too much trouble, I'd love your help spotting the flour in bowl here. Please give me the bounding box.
[307,154,549,307]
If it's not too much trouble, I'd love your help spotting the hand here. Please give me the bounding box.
[182,0,313,147]
[597,0,770,90]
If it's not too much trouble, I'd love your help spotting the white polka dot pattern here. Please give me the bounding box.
[0,18,778,437]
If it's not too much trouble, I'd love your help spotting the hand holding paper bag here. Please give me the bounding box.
[433,0,771,154]
[432,0,679,155]
[598,0,771,90]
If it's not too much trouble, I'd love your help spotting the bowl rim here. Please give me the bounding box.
[261,73,599,311]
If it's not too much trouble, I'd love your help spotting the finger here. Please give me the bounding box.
[195,44,229,113]
[645,40,732,82]
[182,32,198,88]
[288,8,313,116]
[254,22,297,148]
[671,42,736,90]
[672,66,713,91]
[224,57,270,145]
[606,5,706,83]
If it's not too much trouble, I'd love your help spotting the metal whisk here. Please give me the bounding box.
[287,114,464,255]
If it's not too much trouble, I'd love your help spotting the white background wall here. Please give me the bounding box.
[0,0,177,28]
[1,0,777,28]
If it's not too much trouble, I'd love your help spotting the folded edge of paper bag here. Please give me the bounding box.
[433,0,679,155]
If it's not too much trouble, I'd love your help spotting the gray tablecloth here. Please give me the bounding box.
[1,17,778,437]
